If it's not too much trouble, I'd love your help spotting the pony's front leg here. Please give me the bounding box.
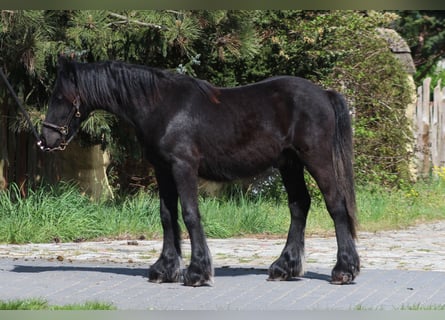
[148,169,182,283]
[172,159,213,287]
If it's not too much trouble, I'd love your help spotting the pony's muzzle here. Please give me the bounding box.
[38,135,67,152]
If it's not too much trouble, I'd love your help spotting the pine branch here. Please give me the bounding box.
[165,10,184,15]
[106,11,166,30]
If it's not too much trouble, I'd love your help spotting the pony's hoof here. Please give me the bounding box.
[267,256,304,281]
[331,264,359,284]
[148,256,181,283]
[331,271,354,284]
[148,268,181,283]
[183,265,214,287]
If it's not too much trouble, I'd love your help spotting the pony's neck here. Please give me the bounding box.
[76,61,161,115]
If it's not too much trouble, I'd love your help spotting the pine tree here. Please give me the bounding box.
[1,10,57,193]
[395,10,445,83]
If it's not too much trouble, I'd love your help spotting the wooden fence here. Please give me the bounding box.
[415,78,445,178]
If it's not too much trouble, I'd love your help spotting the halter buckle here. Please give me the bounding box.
[60,126,69,136]
[73,96,81,118]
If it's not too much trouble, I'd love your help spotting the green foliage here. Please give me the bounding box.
[79,110,117,146]
[0,11,55,75]
[0,10,58,113]
[222,10,414,189]
[1,10,429,190]
[302,11,414,187]
[428,61,445,90]
[395,10,445,83]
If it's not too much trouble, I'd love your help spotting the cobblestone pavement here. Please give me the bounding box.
[0,221,444,310]
[1,221,444,271]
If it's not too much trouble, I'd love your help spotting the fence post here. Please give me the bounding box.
[439,85,445,168]
[415,77,431,178]
[415,83,423,177]
[431,80,441,168]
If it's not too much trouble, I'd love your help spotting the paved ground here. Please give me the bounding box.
[0,221,445,310]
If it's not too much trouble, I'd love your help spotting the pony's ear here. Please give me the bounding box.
[57,55,70,71]
[56,55,77,84]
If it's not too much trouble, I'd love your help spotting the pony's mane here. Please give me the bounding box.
[61,60,220,109]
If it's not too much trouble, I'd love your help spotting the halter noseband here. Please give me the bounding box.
[39,96,81,151]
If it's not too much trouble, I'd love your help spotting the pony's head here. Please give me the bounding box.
[39,56,86,151]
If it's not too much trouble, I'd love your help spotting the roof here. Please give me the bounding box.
[377,28,416,74]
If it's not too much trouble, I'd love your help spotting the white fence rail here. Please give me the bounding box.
[415,78,445,177]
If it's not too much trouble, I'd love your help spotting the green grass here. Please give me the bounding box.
[199,195,290,237]
[2,298,444,310]
[3,298,444,311]
[0,179,444,244]
[399,304,445,310]
[354,303,445,310]
[305,179,445,235]
[354,180,445,232]
[0,183,161,243]
[0,298,115,310]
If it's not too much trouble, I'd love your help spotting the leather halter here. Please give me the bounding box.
[39,96,81,151]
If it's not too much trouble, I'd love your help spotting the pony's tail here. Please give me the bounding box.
[326,90,358,239]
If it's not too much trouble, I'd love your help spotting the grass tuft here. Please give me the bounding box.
[0,298,115,310]
[0,179,444,244]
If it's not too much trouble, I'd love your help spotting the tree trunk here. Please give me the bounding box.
[0,100,7,191]
[52,140,114,201]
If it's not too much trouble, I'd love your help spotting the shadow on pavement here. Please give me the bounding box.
[11,263,331,282]
[11,264,148,277]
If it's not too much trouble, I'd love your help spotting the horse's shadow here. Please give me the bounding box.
[10,263,331,282]
[11,264,148,277]
[215,267,331,282]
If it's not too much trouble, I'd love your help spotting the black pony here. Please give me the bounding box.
[41,56,360,286]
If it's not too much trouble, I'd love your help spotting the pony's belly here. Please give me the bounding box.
[197,151,281,182]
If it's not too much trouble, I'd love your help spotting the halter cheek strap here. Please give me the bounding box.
[40,96,81,151]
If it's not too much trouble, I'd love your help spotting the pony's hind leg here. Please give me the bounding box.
[268,156,310,280]
[305,161,360,284]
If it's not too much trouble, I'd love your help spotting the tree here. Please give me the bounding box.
[302,11,414,186]
[0,10,57,194]
[1,10,420,195]
[248,11,414,186]
[1,10,262,195]
[394,10,445,83]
